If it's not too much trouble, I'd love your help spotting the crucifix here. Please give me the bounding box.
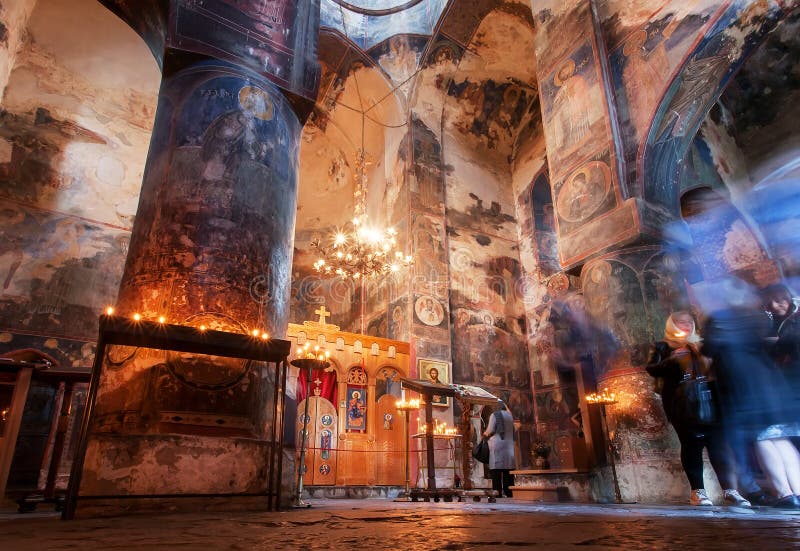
[314,305,331,325]
[312,377,323,396]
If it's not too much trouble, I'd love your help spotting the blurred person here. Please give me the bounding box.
[758,284,800,505]
[704,278,800,509]
[647,311,749,507]
[482,401,516,498]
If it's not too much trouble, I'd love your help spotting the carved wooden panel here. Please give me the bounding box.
[375,394,404,486]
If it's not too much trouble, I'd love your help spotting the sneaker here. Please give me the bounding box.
[690,489,713,506]
[745,491,775,507]
[771,494,800,509]
[723,489,752,507]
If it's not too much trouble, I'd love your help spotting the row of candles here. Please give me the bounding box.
[585,388,618,405]
[101,306,271,340]
[395,396,460,436]
[296,342,331,361]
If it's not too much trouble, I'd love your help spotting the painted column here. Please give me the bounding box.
[71,0,320,512]
[78,60,300,507]
[580,247,695,503]
[116,60,299,336]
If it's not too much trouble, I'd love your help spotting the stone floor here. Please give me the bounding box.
[1,499,799,550]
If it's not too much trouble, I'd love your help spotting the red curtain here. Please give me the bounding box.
[297,368,338,405]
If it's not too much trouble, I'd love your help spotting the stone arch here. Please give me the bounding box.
[640,3,790,214]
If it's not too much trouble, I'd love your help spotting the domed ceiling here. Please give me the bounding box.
[321,0,448,50]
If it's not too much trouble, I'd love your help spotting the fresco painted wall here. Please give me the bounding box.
[81,59,302,500]
[0,0,159,366]
[532,0,635,269]
[708,10,800,187]
[0,0,37,97]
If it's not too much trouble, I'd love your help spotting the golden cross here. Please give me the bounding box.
[314,305,331,324]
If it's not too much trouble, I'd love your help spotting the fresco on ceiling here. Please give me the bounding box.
[97,0,167,66]
[531,0,593,77]
[423,36,465,69]
[170,0,321,101]
[597,0,671,47]
[446,78,535,151]
[641,1,787,211]
[320,0,447,50]
[609,2,716,162]
[320,48,371,114]
[714,11,800,183]
[538,41,605,177]
[370,34,427,88]
[0,203,128,341]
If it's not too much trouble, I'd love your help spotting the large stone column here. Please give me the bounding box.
[78,60,300,513]
[116,60,298,336]
[76,0,320,514]
[580,247,695,503]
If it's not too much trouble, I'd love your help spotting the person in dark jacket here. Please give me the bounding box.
[756,283,800,506]
[704,278,799,509]
[647,311,749,506]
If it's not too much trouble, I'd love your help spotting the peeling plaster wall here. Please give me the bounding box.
[711,10,800,187]
[0,0,159,365]
[0,0,37,98]
[438,5,537,463]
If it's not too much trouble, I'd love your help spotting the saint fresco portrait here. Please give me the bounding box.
[346,387,366,431]
[556,161,612,225]
[419,358,449,407]
[415,295,444,326]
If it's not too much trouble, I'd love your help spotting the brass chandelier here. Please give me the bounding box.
[311,118,412,279]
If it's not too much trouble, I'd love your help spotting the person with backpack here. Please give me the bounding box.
[647,311,750,507]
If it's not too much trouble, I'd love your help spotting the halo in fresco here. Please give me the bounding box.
[239,86,274,121]
[556,161,611,224]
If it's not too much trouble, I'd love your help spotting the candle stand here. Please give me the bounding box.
[585,389,623,503]
[289,344,330,508]
[393,396,420,502]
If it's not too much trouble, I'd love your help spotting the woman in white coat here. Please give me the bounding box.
[483,401,516,498]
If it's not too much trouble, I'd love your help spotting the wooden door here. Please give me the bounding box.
[296,396,337,486]
[375,394,404,485]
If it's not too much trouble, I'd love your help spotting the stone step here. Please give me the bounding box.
[509,485,571,502]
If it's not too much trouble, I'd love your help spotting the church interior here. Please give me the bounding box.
[2,0,800,543]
